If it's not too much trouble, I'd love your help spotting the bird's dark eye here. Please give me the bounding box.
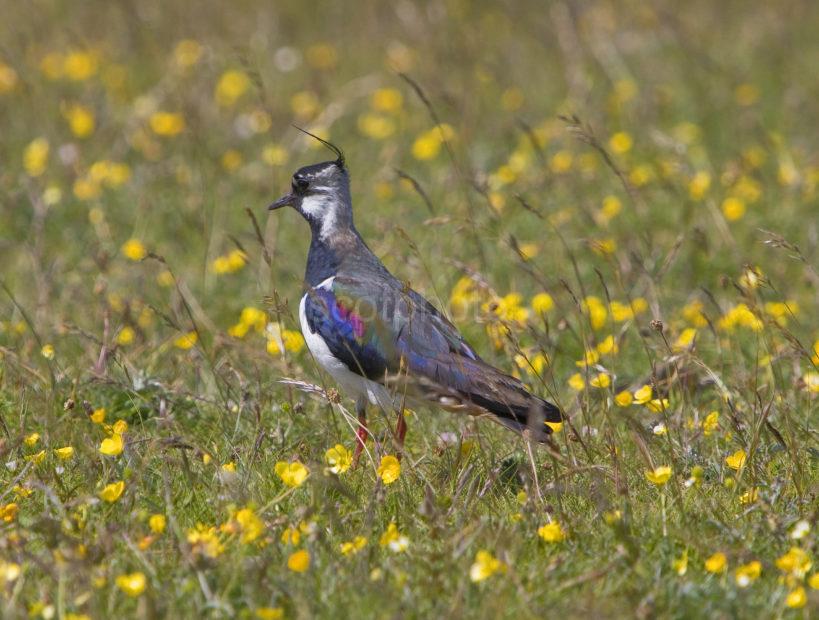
[293,177,309,192]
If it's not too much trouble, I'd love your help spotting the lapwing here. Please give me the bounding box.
[268,134,562,462]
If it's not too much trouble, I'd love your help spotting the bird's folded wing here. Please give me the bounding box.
[302,274,476,380]
[302,277,532,398]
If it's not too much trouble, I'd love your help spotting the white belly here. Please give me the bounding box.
[299,278,394,411]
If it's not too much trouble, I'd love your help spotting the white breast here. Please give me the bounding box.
[299,277,394,411]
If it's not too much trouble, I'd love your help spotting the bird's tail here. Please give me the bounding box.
[396,353,563,442]
[461,383,563,442]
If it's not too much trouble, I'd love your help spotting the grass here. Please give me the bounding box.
[1,0,818,617]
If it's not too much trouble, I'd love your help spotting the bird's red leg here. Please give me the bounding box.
[395,409,407,458]
[352,399,368,467]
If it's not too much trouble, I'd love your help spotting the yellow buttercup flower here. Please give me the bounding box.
[255,608,284,620]
[112,420,128,434]
[776,547,812,578]
[282,330,305,353]
[290,90,320,120]
[704,552,727,574]
[609,301,633,322]
[379,522,409,552]
[739,488,758,505]
[764,301,798,326]
[174,331,197,350]
[27,450,46,464]
[673,550,688,576]
[721,197,746,221]
[600,195,622,223]
[116,326,135,346]
[149,514,166,534]
[74,176,101,200]
[645,466,672,486]
[377,455,401,485]
[589,373,611,389]
[54,446,74,460]
[9,493,32,509]
[514,352,549,376]
[785,587,806,609]
[174,39,203,68]
[221,149,242,171]
[121,239,147,261]
[0,503,19,523]
[734,561,761,587]
[581,296,607,331]
[215,70,250,107]
[568,373,585,391]
[149,111,185,137]
[235,507,264,544]
[357,113,395,140]
[537,521,566,543]
[281,526,300,546]
[575,348,600,368]
[325,444,352,474]
[645,398,669,412]
[688,171,711,200]
[212,249,248,274]
[804,372,819,394]
[633,385,652,405]
[40,52,64,79]
[99,433,123,457]
[609,131,633,154]
[0,62,18,93]
[23,138,49,177]
[412,130,442,161]
[340,536,367,556]
[596,334,618,356]
[725,449,746,471]
[63,103,95,138]
[99,480,125,503]
[24,432,40,447]
[531,293,554,315]
[0,561,21,582]
[614,391,633,407]
[370,88,403,113]
[115,572,146,597]
[550,150,573,173]
[718,303,763,332]
[702,411,719,436]
[682,300,708,326]
[469,550,506,582]
[275,461,309,488]
[187,524,225,558]
[287,549,310,573]
[63,50,98,80]
[673,328,697,351]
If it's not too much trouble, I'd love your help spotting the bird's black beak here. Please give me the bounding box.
[268,193,294,210]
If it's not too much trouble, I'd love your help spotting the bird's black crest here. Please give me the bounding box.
[292,124,346,169]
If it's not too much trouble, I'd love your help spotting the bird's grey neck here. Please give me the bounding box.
[305,226,365,287]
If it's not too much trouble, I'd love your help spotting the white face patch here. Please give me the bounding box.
[300,191,340,240]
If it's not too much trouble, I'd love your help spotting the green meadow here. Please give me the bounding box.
[0,1,817,617]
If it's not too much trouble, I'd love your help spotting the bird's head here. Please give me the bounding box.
[268,131,352,240]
